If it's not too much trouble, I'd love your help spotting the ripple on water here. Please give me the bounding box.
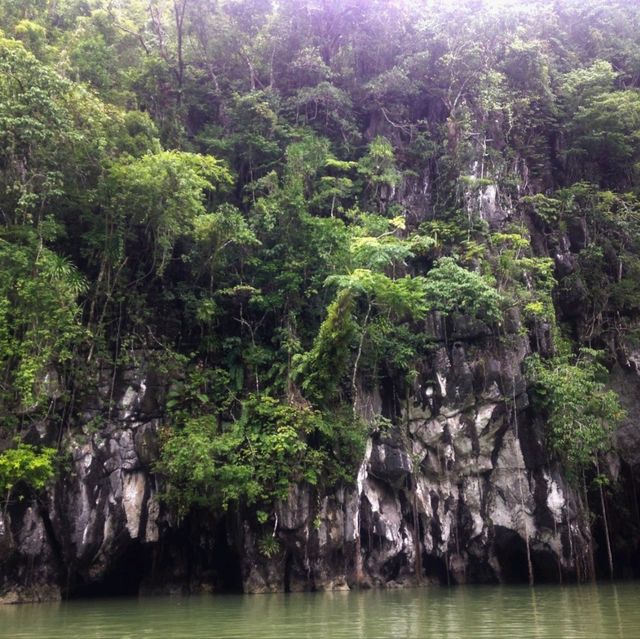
[1,583,640,639]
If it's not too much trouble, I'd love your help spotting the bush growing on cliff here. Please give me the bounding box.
[423,257,504,324]
[0,442,56,510]
[157,394,365,518]
[0,233,86,413]
[527,348,625,477]
[527,346,626,579]
[490,231,557,324]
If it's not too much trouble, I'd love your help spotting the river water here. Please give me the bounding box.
[1,583,639,638]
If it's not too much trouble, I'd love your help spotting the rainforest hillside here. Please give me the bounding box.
[2,0,640,598]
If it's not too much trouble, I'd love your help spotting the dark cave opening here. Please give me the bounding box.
[70,542,148,599]
[381,553,407,582]
[530,545,561,584]
[493,526,530,584]
[210,520,244,593]
[494,527,562,584]
[67,517,244,599]
[422,553,449,585]
[588,462,640,581]
[284,550,293,593]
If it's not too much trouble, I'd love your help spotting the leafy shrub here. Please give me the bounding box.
[0,442,56,506]
[157,394,365,517]
[423,257,504,323]
[527,348,625,477]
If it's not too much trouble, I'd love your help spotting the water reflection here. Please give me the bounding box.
[2,583,640,638]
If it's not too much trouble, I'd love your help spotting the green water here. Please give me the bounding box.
[1,583,640,638]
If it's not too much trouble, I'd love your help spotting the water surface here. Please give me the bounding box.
[1,583,639,638]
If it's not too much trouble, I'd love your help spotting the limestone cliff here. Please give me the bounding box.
[2,168,639,603]
[0,315,609,602]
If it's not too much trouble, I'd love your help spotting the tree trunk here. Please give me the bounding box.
[351,300,372,419]
[582,470,597,582]
[412,481,422,585]
[595,459,614,579]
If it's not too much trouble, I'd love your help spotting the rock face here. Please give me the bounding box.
[241,318,592,592]
[3,163,638,602]
[1,315,597,603]
[0,164,636,600]
[1,363,165,603]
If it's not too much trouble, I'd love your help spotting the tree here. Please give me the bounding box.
[422,257,504,324]
[158,392,364,521]
[565,82,640,187]
[106,150,232,276]
[0,232,86,413]
[357,137,402,212]
[0,442,56,515]
[528,348,625,578]
[0,37,111,228]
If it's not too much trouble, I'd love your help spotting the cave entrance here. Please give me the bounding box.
[67,517,244,598]
[422,552,449,585]
[284,550,293,593]
[494,526,530,584]
[210,520,243,593]
[530,546,561,583]
[70,542,148,599]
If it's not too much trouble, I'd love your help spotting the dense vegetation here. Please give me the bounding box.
[0,0,638,527]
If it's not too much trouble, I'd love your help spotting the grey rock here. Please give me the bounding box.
[369,444,413,483]
[0,326,622,601]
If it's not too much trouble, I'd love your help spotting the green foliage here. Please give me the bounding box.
[553,184,640,343]
[328,270,429,321]
[527,349,625,477]
[349,234,412,271]
[0,231,86,410]
[166,365,234,422]
[158,394,365,517]
[366,318,431,380]
[292,82,355,141]
[13,19,47,59]
[257,533,281,558]
[423,258,504,323]
[490,231,556,323]
[298,216,431,407]
[357,136,401,210]
[569,90,640,186]
[107,151,232,275]
[295,288,356,404]
[0,441,56,500]
[520,194,562,226]
[0,37,111,225]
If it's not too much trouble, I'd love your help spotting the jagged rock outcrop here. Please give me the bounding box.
[0,164,635,603]
[243,315,592,592]
[1,363,165,602]
[1,311,599,603]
